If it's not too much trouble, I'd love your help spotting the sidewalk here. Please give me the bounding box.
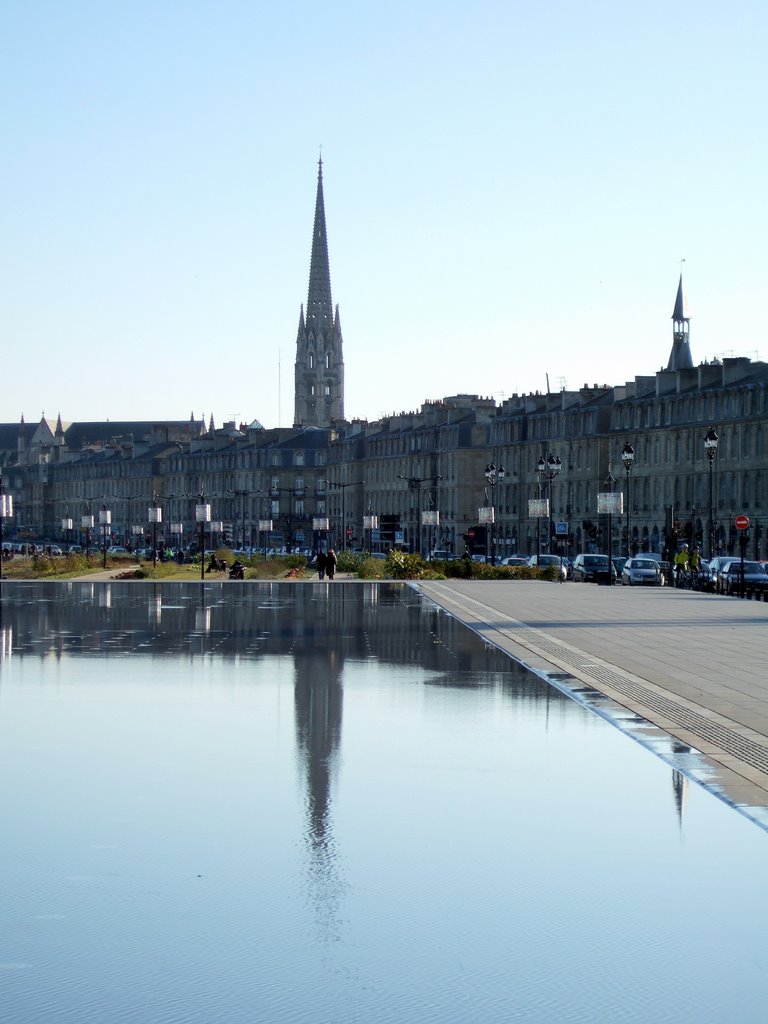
[417,579,768,817]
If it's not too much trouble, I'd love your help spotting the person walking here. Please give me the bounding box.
[326,548,337,580]
[316,549,327,581]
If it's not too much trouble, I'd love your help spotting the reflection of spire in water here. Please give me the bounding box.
[672,769,688,830]
[294,643,346,942]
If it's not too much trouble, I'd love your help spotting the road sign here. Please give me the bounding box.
[735,515,750,530]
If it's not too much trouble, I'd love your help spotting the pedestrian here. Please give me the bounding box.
[326,548,337,580]
[316,548,327,580]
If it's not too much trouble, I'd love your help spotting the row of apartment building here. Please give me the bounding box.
[2,354,767,561]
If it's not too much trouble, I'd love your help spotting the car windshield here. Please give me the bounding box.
[584,556,607,566]
[633,560,657,569]
[730,562,765,573]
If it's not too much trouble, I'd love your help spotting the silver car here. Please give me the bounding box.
[621,557,664,587]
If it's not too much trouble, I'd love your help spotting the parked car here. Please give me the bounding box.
[430,549,456,561]
[621,557,664,587]
[708,556,735,593]
[571,553,618,583]
[500,555,530,567]
[612,556,628,577]
[692,559,716,593]
[719,560,768,596]
[528,554,567,579]
[106,545,129,555]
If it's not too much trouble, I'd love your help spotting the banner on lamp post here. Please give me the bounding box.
[597,493,623,515]
[528,498,549,518]
[421,510,440,526]
[478,507,495,524]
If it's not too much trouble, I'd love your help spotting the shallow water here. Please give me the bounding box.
[1,581,767,1023]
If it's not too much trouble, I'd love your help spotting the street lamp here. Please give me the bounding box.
[148,498,163,568]
[195,493,211,580]
[98,503,111,569]
[227,489,250,550]
[483,463,505,565]
[397,474,441,557]
[0,476,13,587]
[705,428,719,559]
[326,479,364,550]
[621,442,635,557]
[536,454,562,560]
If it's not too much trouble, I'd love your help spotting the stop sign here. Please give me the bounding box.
[735,515,750,530]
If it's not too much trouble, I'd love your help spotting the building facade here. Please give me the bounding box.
[2,169,768,562]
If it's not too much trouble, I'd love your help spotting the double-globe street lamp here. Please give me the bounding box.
[483,463,505,565]
[536,454,562,561]
[621,442,635,557]
[326,479,364,551]
[705,428,719,559]
[397,474,441,557]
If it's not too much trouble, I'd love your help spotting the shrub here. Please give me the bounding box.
[337,549,363,573]
[357,556,386,579]
[386,550,425,580]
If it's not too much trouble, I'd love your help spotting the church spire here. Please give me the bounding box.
[294,159,345,428]
[667,273,693,371]
[306,157,334,329]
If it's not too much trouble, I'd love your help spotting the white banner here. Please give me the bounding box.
[478,507,495,524]
[421,510,440,526]
[528,498,549,518]
[597,492,623,514]
[195,504,211,523]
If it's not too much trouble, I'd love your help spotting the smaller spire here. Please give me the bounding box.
[667,273,693,371]
[671,274,690,321]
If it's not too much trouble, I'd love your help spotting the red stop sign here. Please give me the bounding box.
[735,515,750,530]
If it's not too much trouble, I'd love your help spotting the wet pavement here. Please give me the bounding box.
[418,579,768,820]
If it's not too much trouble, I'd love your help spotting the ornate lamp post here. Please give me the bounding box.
[148,498,163,568]
[327,479,364,551]
[98,503,111,569]
[621,442,635,557]
[536,454,562,560]
[705,428,719,559]
[398,474,441,557]
[0,476,13,586]
[483,463,505,565]
[195,493,211,580]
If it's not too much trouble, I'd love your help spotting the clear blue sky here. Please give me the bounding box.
[2,1,766,429]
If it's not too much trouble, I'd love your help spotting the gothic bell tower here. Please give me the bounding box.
[294,159,345,428]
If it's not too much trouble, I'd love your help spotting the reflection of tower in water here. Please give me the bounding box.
[293,620,346,940]
[672,768,688,831]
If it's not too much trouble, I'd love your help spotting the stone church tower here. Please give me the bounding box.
[294,159,345,428]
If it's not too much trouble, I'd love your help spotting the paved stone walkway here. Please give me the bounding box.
[417,579,768,817]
